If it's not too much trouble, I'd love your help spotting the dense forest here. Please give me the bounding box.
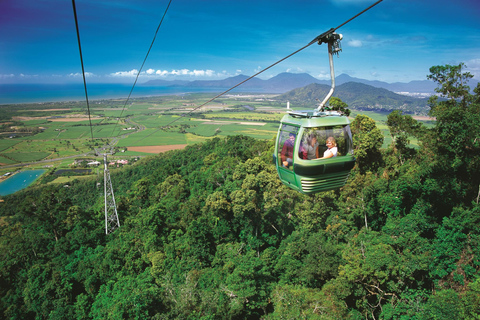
[0,64,479,319]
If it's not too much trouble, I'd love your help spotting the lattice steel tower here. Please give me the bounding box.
[102,152,120,234]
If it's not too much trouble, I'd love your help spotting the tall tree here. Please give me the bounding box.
[329,97,351,116]
[426,63,480,204]
[350,114,384,174]
[386,110,423,166]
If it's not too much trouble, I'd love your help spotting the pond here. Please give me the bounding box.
[0,169,46,196]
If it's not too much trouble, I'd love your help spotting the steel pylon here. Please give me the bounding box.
[103,153,120,234]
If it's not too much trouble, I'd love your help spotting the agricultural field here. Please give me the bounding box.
[0,92,428,185]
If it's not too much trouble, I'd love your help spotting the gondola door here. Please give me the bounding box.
[275,124,300,189]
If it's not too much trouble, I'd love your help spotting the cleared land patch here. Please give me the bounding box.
[49,117,95,122]
[30,109,71,112]
[412,115,435,121]
[192,119,267,126]
[13,115,102,122]
[127,144,188,154]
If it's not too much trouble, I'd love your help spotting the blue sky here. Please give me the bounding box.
[1,0,479,85]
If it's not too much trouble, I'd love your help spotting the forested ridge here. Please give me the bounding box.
[278,82,429,115]
[0,64,479,319]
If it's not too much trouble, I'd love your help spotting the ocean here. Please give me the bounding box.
[0,83,231,104]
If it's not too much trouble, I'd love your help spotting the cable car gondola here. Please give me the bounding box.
[273,32,355,194]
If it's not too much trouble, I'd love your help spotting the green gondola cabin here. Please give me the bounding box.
[274,110,355,194]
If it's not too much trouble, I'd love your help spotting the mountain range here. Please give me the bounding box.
[143,72,442,94]
[143,72,479,115]
[277,82,430,115]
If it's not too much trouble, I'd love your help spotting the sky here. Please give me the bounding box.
[0,0,479,85]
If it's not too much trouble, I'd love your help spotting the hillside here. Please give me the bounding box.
[277,82,430,114]
[0,65,479,319]
[1,120,479,318]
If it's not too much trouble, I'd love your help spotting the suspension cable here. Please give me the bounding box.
[131,0,383,145]
[72,0,95,142]
[108,0,173,140]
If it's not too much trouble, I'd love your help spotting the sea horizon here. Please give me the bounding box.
[0,83,248,105]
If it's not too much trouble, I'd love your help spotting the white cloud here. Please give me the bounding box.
[110,69,139,77]
[156,70,169,76]
[135,68,224,78]
[348,40,363,48]
[191,70,203,76]
[286,67,306,73]
[316,71,331,79]
[69,72,95,78]
[170,69,189,76]
[192,69,214,76]
[108,68,239,80]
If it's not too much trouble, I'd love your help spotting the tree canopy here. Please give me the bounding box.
[0,64,479,319]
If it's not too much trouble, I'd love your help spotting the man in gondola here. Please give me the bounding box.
[281,132,295,168]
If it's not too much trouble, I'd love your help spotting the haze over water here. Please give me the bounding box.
[0,84,227,104]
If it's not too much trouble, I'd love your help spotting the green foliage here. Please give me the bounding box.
[2,151,51,162]
[386,110,423,165]
[328,96,351,116]
[0,64,479,320]
[426,63,480,202]
[350,114,384,173]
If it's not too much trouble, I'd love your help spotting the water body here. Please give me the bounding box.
[0,83,248,104]
[0,169,46,196]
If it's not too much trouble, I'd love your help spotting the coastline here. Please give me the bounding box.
[0,83,232,105]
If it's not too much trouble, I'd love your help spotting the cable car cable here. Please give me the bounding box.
[72,0,95,143]
[167,0,383,125]
[109,0,174,140]
[131,0,383,146]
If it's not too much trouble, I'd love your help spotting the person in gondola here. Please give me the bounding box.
[281,132,295,167]
[319,136,337,159]
[305,133,319,160]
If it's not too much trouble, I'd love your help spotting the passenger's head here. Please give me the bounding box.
[326,136,337,147]
[308,133,317,145]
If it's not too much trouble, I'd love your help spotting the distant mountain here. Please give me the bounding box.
[333,74,438,94]
[142,72,442,95]
[143,73,300,92]
[262,73,323,91]
[187,75,264,89]
[278,82,430,115]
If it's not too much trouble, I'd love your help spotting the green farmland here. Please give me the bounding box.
[0,92,427,183]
